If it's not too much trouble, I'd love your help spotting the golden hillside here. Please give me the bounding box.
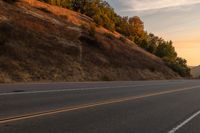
[0,0,179,82]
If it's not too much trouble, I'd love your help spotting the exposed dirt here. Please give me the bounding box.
[0,0,180,83]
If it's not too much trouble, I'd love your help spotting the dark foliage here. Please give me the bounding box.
[39,0,191,77]
[36,7,52,13]
[104,33,115,40]
[3,0,17,4]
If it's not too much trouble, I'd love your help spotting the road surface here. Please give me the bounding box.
[0,80,200,133]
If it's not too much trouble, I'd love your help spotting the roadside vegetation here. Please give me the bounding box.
[3,0,17,3]
[0,0,181,82]
[39,0,190,77]
[36,7,52,13]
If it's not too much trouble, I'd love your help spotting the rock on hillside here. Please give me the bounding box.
[0,0,179,82]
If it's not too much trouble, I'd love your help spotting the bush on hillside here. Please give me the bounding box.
[101,75,111,81]
[163,57,191,77]
[37,7,52,13]
[88,24,96,37]
[119,36,126,42]
[39,0,191,77]
[0,23,12,45]
[3,0,17,3]
[0,32,6,45]
[104,33,115,40]
[80,24,87,30]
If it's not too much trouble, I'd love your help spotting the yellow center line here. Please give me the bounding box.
[1,85,200,124]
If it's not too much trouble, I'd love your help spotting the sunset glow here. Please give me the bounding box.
[107,0,200,66]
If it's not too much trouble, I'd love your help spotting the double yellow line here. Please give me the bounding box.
[1,85,200,124]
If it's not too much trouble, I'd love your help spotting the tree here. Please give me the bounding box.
[71,0,89,13]
[146,33,159,53]
[155,40,177,60]
[164,57,191,77]
[115,16,133,37]
[129,16,144,37]
[39,0,191,77]
[60,0,73,8]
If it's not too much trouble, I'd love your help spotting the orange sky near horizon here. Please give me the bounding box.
[106,0,200,66]
[160,29,200,66]
[174,42,200,66]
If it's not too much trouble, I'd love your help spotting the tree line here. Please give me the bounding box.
[40,0,190,77]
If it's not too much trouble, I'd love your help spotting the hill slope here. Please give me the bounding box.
[191,66,200,78]
[0,0,179,82]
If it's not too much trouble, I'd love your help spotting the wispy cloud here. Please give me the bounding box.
[106,0,200,66]
[112,0,200,11]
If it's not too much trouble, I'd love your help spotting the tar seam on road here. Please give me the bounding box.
[0,82,181,96]
[1,85,200,124]
[168,110,200,133]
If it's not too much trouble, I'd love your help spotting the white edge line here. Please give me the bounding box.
[0,84,152,96]
[168,110,200,133]
[1,85,200,124]
[0,83,199,96]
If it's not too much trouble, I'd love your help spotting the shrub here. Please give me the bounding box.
[0,33,6,45]
[79,35,101,49]
[119,36,126,42]
[163,57,191,77]
[101,75,111,81]
[104,33,115,40]
[0,22,12,45]
[88,24,96,37]
[80,24,87,30]
[149,67,156,72]
[37,7,51,14]
[3,0,17,4]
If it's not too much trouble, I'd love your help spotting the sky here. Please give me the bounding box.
[106,0,200,66]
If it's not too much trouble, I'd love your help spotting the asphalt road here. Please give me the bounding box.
[0,80,200,133]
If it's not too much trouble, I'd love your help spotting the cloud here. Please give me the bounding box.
[110,0,200,11]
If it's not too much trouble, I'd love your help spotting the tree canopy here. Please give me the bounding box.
[40,0,191,77]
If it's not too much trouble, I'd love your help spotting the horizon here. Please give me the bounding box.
[106,0,200,66]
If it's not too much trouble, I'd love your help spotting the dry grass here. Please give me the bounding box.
[0,0,179,83]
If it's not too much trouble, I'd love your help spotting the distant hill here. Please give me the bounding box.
[0,0,179,83]
[191,66,200,78]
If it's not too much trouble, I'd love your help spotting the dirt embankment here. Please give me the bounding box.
[0,0,179,83]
